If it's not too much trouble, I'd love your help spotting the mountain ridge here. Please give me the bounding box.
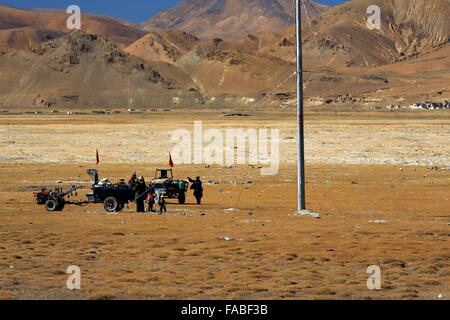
[1,0,449,109]
[0,32,200,108]
[0,4,147,48]
[141,0,329,41]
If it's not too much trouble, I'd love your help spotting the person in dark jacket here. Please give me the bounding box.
[188,176,203,204]
[135,176,147,213]
[129,172,139,204]
[158,195,167,213]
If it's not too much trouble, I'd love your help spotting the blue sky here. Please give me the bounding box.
[1,0,348,23]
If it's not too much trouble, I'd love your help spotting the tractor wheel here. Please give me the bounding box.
[104,197,119,212]
[178,192,186,204]
[45,198,59,212]
[57,199,65,211]
[116,202,125,212]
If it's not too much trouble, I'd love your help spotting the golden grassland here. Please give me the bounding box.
[0,111,449,300]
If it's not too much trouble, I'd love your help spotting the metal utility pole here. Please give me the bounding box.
[296,0,306,211]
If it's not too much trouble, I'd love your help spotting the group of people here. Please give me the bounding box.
[125,172,203,213]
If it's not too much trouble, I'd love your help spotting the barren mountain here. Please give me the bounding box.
[301,0,450,67]
[0,26,65,51]
[141,0,329,41]
[0,5,147,49]
[199,0,450,106]
[1,0,449,109]
[0,32,199,108]
[126,32,296,96]
[125,30,201,64]
[174,41,296,95]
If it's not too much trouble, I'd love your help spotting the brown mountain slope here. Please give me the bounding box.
[302,0,450,67]
[126,32,296,96]
[357,44,450,104]
[174,43,296,95]
[141,0,329,41]
[0,27,65,51]
[2,1,449,109]
[248,0,450,68]
[124,0,450,103]
[125,30,201,64]
[0,32,199,108]
[165,0,450,102]
[0,5,147,48]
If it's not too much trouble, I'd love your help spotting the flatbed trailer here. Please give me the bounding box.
[33,170,134,213]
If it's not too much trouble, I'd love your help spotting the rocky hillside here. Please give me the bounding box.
[141,0,329,41]
[1,0,449,109]
[0,32,199,108]
[125,30,201,64]
[302,0,450,67]
[0,26,65,51]
[0,4,147,49]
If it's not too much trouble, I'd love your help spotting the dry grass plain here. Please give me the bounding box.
[0,110,449,300]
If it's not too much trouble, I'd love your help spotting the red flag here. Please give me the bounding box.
[169,153,174,167]
[96,149,99,164]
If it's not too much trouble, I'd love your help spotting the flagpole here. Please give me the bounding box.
[96,149,99,177]
[296,0,306,211]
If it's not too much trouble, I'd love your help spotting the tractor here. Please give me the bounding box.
[33,169,134,213]
[33,185,81,212]
[150,169,188,204]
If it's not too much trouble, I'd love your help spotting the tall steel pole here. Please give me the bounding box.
[296,0,306,211]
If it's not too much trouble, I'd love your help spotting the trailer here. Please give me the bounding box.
[33,169,134,213]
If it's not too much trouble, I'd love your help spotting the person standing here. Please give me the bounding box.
[129,171,139,211]
[128,171,138,184]
[158,195,167,213]
[135,176,147,213]
[188,176,203,205]
[146,187,155,212]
